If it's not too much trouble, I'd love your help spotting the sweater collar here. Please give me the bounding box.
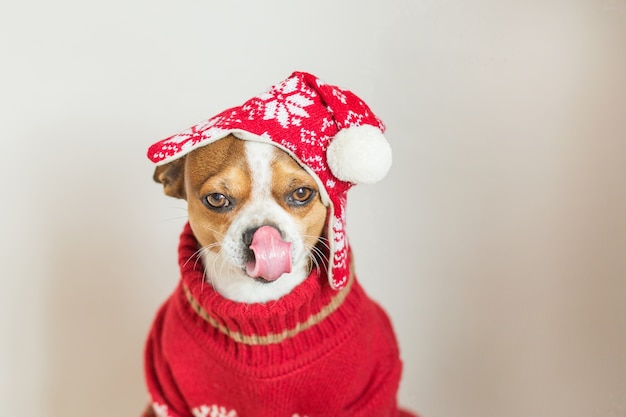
[176,222,357,347]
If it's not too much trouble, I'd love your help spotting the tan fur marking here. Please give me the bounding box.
[184,136,252,250]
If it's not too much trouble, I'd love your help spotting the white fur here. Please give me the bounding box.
[201,141,312,303]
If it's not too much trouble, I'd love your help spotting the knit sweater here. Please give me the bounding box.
[143,223,417,417]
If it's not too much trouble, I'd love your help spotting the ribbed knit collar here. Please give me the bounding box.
[173,223,364,372]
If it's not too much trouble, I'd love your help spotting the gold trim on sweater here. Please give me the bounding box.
[183,268,354,346]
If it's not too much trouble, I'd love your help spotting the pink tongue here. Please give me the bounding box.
[246,226,292,281]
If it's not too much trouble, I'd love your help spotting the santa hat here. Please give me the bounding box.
[148,71,392,290]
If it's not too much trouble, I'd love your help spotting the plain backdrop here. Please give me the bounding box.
[1,1,625,416]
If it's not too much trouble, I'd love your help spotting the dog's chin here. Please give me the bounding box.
[200,250,310,304]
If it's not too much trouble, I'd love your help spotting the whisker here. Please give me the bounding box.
[305,242,330,276]
[306,235,330,253]
[308,253,321,275]
[216,254,228,284]
[201,227,226,240]
[162,215,190,223]
[183,247,205,269]
[307,238,330,260]
[199,245,223,291]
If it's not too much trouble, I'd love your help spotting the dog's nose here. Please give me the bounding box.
[242,227,261,247]
[243,224,282,247]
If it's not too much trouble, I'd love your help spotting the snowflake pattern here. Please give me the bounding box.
[152,403,171,417]
[298,128,331,149]
[190,405,307,417]
[319,116,335,133]
[331,87,347,104]
[300,154,327,176]
[331,212,349,288]
[192,404,238,417]
[257,76,315,128]
[339,110,365,129]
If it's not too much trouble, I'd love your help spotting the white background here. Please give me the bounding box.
[1,1,625,416]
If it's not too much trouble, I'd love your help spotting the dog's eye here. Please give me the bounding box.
[204,193,233,211]
[288,187,315,206]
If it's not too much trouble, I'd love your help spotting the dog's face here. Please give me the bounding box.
[154,135,328,303]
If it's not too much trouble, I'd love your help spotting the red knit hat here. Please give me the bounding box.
[148,71,392,290]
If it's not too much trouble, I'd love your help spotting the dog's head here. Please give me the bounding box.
[154,135,328,303]
[149,71,392,303]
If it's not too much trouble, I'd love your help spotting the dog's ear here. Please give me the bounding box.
[153,157,186,199]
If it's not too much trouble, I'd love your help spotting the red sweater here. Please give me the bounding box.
[144,223,417,417]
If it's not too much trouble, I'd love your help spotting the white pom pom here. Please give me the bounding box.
[326,125,392,184]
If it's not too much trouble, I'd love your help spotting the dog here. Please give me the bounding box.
[154,134,327,304]
[143,71,416,417]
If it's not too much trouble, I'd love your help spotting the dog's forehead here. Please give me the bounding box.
[188,136,305,173]
[184,136,249,187]
[271,150,317,184]
[187,136,247,171]
[270,145,300,165]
